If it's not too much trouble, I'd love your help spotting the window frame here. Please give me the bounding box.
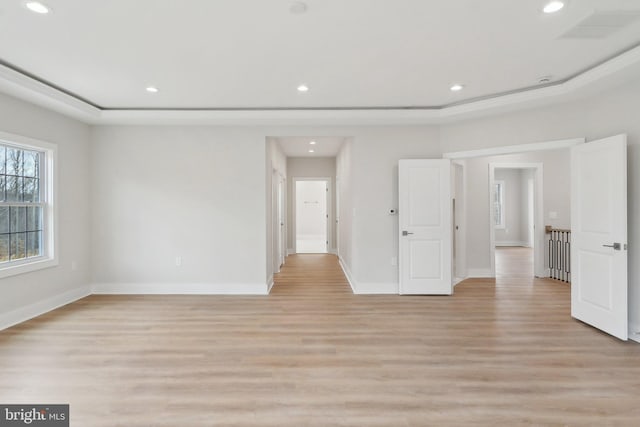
[493,180,505,230]
[0,131,57,279]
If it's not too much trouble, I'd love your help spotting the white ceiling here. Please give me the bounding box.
[0,0,639,111]
[275,136,346,157]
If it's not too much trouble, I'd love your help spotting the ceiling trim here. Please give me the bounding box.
[0,61,101,123]
[442,138,585,160]
[1,44,639,126]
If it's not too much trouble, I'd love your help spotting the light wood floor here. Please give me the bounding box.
[1,253,639,426]
[495,246,533,278]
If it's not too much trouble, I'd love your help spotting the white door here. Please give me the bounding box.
[571,134,628,340]
[399,159,452,295]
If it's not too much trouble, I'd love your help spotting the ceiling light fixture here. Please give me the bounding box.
[309,141,317,145]
[450,84,464,92]
[25,1,50,14]
[308,149,315,153]
[146,86,159,93]
[543,1,565,14]
[297,84,309,92]
[290,2,308,14]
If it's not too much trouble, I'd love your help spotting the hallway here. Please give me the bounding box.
[272,254,351,295]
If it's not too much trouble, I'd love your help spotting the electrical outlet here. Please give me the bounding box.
[71,261,78,271]
[175,256,182,267]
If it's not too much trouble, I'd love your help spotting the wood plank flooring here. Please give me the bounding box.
[1,253,639,426]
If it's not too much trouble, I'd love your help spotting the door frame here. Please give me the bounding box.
[443,137,585,280]
[272,170,286,273]
[292,177,332,254]
[452,160,467,283]
[489,162,544,278]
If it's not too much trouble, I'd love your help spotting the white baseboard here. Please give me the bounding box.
[338,256,356,293]
[453,277,466,287]
[338,256,398,294]
[467,268,494,278]
[0,286,91,331]
[267,275,275,293]
[354,282,398,294]
[630,323,640,344]
[495,241,529,247]
[92,282,268,295]
[287,248,294,256]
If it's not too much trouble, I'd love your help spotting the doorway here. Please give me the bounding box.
[294,179,329,254]
[489,163,544,278]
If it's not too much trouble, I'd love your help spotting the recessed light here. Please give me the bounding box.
[543,1,564,14]
[297,84,309,92]
[308,149,315,153]
[450,84,464,92]
[290,2,308,14]
[146,86,159,93]
[25,1,50,14]
[309,141,316,145]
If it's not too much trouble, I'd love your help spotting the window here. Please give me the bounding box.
[0,133,56,278]
[493,180,505,229]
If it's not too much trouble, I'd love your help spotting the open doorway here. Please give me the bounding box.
[492,168,535,278]
[294,179,329,254]
[489,163,544,278]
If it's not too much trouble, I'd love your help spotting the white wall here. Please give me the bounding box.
[522,169,535,247]
[90,126,268,293]
[336,139,354,284]
[495,169,524,245]
[0,92,91,327]
[287,157,336,251]
[350,127,441,292]
[440,78,640,335]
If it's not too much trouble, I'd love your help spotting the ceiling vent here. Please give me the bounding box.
[561,10,640,39]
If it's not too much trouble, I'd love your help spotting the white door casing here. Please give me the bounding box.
[571,134,628,341]
[452,161,466,280]
[278,176,286,267]
[399,159,452,295]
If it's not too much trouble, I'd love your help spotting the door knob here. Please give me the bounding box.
[602,243,621,250]
[402,231,414,236]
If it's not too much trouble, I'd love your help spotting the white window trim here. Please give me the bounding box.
[0,131,58,279]
[494,180,505,230]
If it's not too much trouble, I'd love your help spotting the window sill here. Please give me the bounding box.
[0,257,58,280]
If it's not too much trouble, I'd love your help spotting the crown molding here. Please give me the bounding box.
[1,44,640,126]
[0,62,101,123]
